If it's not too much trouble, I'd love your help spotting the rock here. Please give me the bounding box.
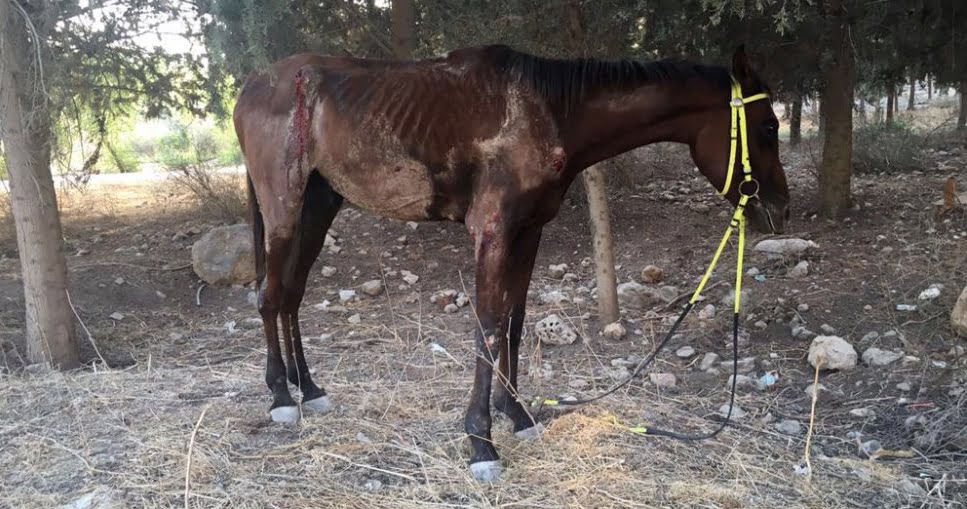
[698,304,716,320]
[109,312,124,321]
[540,290,569,305]
[602,322,627,339]
[792,326,816,340]
[364,479,383,491]
[850,408,875,419]
[675,346,695,358]
[616,282,663,309]
[721,289,753,310]
[321,266,337,277]
[444,303,459,313]
[401,270,419,285]
[746,267,760,276]
[722,357,756,373]
[608,367,632,381]
[347,314,361,324]
[728,374,757,390]
[547,263,568,279]
[754,238,819,260]
[338,289,356,302]
[535,314,578,345]
[360,280,384,297]
[323,233,337,247]
[718,403,747,419]
[797,303,810,312]
[62,488,117,509]
[191,224,256,285]
[860,331,880,343]
[804,382,826,395]
[861,347,904,367]
[896,478,927,498]
[820,324,836,334]
[896,382,912,392]
[114,277,125,285]
[568,378,589,389]
[640,265,664,284]
[456,293,470,307]
[787,261,810,278]
[918,284,943,301]
[776,419,802,435]
[808,335,857,371]
[431,289,458,307]
[952,284,967,337]
[650,373,677,388]
[699,352,720,371]
[859,440,882,458]
[658,286,679,303]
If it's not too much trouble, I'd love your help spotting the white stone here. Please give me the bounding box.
[861,347,904,367]
[547,263,569,279]
[699,352,720,371]
[109,312,124,321]
[754,238,819,260]
[675,346,695,358]
[918,285,942,301]
[617,282,663,309]
[360,280,384,296]
[776,419,802,435]
[321,266,337,277]
[535,314,578,345]
[808,335,858,370]
[787,260,809,278]
[602,322,627,339]
[338,289,356,302]
[649,373,677,388]
[718,403,747,419]
[896,382,912,392]
[698,304,716,320]
[850,407,875,418]
[401,270,419,285]
[347,314,361,324]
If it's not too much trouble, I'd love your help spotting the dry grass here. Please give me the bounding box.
[0,319,958,509]
[167,166,247,224]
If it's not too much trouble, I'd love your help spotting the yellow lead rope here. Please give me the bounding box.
[533,75,768,440]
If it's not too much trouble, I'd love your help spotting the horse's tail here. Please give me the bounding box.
[247,172,266,290]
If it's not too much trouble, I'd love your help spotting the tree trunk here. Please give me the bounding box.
[857,98,867,124]
[0,0,80,369]
[874,98,882,123]
[582,166,619,324]
[927,77,933,100]
[789,93,803,147]
[390,0,416,59]
[817,0,855,218]
[959,81,967,131]
[907,76,916,111]
[886,86,895,124]
[563,0,617,325]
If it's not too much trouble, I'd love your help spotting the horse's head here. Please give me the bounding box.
[690,46,790,234]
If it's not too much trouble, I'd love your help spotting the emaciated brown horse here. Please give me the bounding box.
[232,44,790,482]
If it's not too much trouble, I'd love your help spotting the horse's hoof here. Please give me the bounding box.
[514,422,545,441]
[303,395,332,414]
[469,460,503,482]
[269,405,300,423]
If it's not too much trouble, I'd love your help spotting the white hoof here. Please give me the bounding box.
[303,395,332,414]
[270,405,300,423]
[469,460,503,482]
[514,422,545,441]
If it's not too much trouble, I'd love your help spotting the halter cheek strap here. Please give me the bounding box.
[718,75,770,199]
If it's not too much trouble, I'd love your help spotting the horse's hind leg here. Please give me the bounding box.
[492,226,543,438]
[280,173,343,413]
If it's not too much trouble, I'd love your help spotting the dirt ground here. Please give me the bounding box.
[1,110,966,508]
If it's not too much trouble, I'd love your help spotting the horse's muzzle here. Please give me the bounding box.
[746,199,789,234]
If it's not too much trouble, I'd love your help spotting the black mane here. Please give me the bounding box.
[485,45,768,117]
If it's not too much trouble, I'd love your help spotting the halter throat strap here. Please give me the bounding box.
[718,75,769,198]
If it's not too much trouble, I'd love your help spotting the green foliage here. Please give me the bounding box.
[852,120,925,174]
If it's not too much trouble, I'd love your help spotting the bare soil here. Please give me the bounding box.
[0,125,965,508]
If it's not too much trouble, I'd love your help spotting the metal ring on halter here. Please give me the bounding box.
[730,97,744,107]
[738,178,759,198]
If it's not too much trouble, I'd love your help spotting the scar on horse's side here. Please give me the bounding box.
[233,43,790,481]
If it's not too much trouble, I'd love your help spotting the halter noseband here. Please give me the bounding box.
[718,75,770,199]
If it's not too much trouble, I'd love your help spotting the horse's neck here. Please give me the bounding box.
[559,84,717,171]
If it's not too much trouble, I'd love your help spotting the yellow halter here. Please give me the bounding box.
[718,75,770,198]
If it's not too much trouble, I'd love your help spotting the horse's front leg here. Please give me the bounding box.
[464,209,515,482]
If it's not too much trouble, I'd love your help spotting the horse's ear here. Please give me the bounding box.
[731,44,754,85]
